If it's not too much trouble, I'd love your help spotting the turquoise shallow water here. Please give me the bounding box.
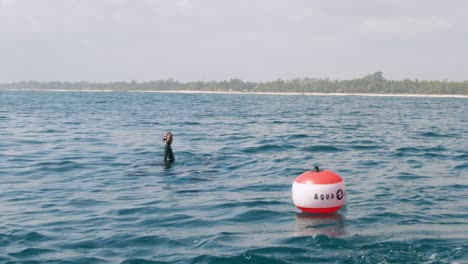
[0,90,467,263]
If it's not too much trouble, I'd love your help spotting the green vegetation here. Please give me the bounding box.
[1,72,467,95]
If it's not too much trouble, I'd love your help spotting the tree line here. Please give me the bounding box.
[1,72,467,95]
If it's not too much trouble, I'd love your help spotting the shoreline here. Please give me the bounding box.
[138,90,468,98]
[2,88,467,98]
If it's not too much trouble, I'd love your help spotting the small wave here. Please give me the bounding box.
[17,231,49,243]
[63,121,82,125]
[101,234,183,249]
[179,121,201,125]
[138,214,217,229]
[343,238,466,264]
[228,183,288,193]
[230,209,290,223]
[243,144,296,154]
[358,160,380,166]
[112,206,157,217]
[8,247,55,258]
[33,160,83,172]
[191,253,291,264]
[419,131,457,138]
[59,239,99,250]
[286,134,311,140]
[175,188,204,194]
[211,200,285,210]
[351,144,382,150]
[66,198,110,207]
[271,120,290,124]
[440,183,468,190]
[42,129,65,133]
[393,146,449,158]
[16,139,44,144]
[0,231,50,250]
[395,172,429,180]
[455,153,468,160]
[396,146,446,153]
[301,145,343,152]
[67,257,109,263]
[454,162,468,170]
[121,258,170,264]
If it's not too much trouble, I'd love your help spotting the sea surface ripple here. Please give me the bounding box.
[0,90,467,263]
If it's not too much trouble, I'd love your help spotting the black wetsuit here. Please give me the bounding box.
[164,138,175,162]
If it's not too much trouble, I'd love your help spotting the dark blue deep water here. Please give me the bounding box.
[1,90,467,264]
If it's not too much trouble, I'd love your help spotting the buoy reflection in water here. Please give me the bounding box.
[294,213,346,237]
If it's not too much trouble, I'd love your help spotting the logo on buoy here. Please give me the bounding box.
[292,167,346,214]
[336,189,344,200]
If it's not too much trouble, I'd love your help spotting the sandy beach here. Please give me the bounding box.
[136,90,468,98]
[3,88,467,98]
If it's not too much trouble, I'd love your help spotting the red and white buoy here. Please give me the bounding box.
[292,167,346,214]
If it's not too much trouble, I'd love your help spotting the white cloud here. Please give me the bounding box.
[359,16,451,37]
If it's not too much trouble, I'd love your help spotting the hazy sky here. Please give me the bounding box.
[1,0,467,82]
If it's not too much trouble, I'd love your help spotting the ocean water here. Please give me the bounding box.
[0,90,467,264]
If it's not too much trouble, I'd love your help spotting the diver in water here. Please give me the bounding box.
[163,131,175,162]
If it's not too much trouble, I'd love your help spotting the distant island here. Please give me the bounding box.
[1,72,467,96]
